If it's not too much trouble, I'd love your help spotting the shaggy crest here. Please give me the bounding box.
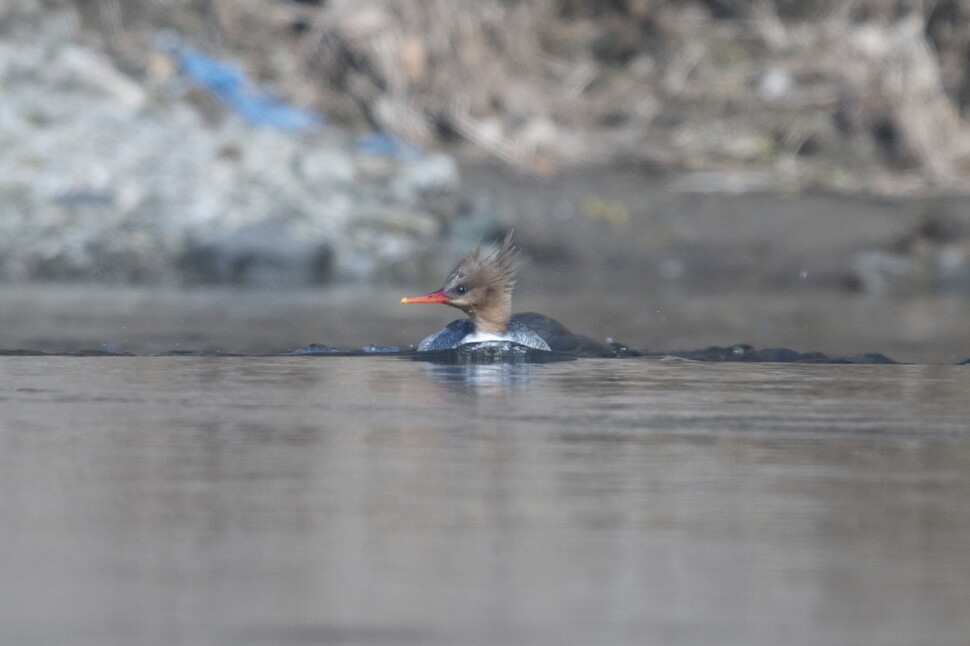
[453,231,518,294]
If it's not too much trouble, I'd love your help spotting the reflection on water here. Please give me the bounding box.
[422,361,544,389]
[0,357,968,645]
[411,344,574,390]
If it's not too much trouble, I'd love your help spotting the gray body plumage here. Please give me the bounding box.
[416,318,551,351]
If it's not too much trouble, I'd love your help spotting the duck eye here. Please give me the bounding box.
[455,285,467,295]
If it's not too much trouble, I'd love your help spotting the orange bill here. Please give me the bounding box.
[400,289,450,304]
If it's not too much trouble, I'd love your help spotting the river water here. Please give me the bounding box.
[3,284,970,363]
[1,353,968,645]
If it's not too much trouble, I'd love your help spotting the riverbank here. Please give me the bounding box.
[3,2,970,296]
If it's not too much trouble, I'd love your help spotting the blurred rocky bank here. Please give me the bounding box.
[0,9,462,286]
[3,0,970,294]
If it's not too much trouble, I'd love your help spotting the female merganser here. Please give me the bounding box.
[401,233,552,351]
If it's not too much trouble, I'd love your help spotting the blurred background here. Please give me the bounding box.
[2,0,970,359]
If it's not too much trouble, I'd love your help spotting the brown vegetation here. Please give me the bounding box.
[9,0,970,191]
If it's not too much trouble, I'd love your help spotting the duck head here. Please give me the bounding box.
[401,233,517,335]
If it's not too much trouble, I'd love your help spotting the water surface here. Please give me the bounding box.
[1,356,968,645]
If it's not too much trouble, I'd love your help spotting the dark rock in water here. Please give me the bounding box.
[653,344,898,364]
[362,344,400,353]
[292,343,399,355]
[658,344,753,362]
[291,343,344,355]
[291,330,902,364]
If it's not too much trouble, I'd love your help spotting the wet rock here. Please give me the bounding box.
[657,344,898,364]
[659,343,754,362]
[362,344,400,353]
[291,344,344,354]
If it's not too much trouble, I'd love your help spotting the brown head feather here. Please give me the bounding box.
[441,231,518,334]
[461,231,517,293]
[401,232,522,335]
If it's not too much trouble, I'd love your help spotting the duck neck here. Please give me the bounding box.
[468,291,511,335]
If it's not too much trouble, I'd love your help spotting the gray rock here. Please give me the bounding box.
[391,153,460,202]
[298,147,357,188]
[179,220,334,286]
[0,29,461,285]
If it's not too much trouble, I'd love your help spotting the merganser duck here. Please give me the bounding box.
[401,233,552,351]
